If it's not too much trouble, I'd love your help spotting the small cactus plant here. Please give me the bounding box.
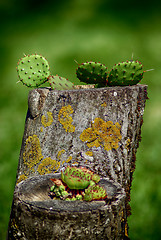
[17,54,150,89]
[61,166,100,189]
[108,60,144,86]
[17,54,75,90]
[49,166,107,201]
[50,178,70,199]
[76,61,108,88]
[17,54,50,87]
[48,75,75,90]
[84,184,107,201]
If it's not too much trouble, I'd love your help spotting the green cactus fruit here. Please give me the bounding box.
[61,190,69,198]
[50,185,55,192]
[108,60,144,86]
[54,187,61,197]
[65,198,71,201]
[48,75,75,90]
[17,54,50,87]
[76,61,108,87]
[84,184,107,201]
[59,185,66,193]
[50,184,69,199]
[61,166,100,190]
[69,197,77,201]
[76,194,83,200]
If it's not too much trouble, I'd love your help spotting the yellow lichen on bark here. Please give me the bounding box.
[58,105,75,133]
[37,150,72,175]
[66,156,72,163]
[80,117,122,151]
[85,151,93,156]
[101,102,107,107]
[23,135,43,170]
[17,174,28,184]
[37,157,61,175]
[125,138,131,149]
[57,149,65,160]
[41,112,53,127]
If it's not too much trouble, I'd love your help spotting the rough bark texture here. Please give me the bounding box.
[8,85,148,239]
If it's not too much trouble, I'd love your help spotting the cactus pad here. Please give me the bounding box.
[76,61,108,87]
[84,184,107,201]
[61,166,100,190]
[108,60,144,86]
[48,75,75,90]
[17,54,50,87]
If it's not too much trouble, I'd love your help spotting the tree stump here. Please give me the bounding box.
[7,174,126,239]
[8,84,148,239]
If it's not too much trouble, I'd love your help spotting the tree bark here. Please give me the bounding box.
[8,84,148,239]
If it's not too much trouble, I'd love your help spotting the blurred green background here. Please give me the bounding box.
[0,0,161,239]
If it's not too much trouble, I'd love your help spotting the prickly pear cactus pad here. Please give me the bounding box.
[61,166,100,189]
[108,60,144,86]
[48,75,75,90]
[84,184,107,201]
[17,54,50,87]
[76,61,108,87]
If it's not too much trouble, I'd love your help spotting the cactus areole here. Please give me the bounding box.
[17,54,50,87]
[61,166,100,189]
[108,60,144,86]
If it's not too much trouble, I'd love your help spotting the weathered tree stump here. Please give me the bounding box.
[7,174,126,239]
[8,85,148,239]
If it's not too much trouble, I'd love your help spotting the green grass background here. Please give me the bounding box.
[0,0,161,239]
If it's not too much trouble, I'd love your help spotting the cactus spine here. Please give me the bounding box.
[76,61,108,88]
[17,54,50,87]
[48,75,75,90]
[108,60,144,86]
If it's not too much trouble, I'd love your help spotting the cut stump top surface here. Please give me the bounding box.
[15,174,125,212]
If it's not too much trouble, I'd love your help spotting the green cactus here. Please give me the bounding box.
[61,166,100,190]
[50,181,70,199]
[84,184,107,201]
[108,60,144,86]
[48,75,75,90]
[50,167,107,202]
[76,61,108,88]
[76,194,83,200]
[17,54,50,87]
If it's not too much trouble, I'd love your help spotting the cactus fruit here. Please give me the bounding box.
[108,60,144,86]
[61,166,100,190]
[17,54,50,87]
[48,75,75,90]
[76,61,108,87]
[75,194,83,200]
[65,194,83,201]
[84,184,107,201]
